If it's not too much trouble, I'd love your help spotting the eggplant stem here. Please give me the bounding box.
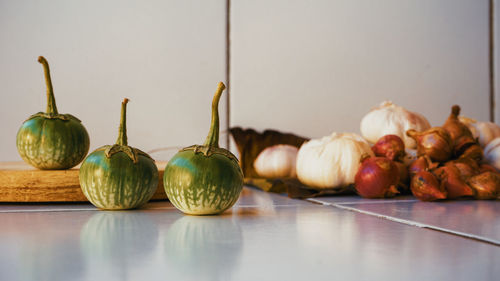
[116,98,129,146]
[204,82,226,147]
[38,56,58,115]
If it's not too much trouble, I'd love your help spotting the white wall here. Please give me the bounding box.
[231,0,490,140]
[0,0,227,161]
[0,0,494,162]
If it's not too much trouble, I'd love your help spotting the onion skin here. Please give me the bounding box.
[394,161,410,193]
[409,156,436,177]
[434,165,473,199]
[459,144,483,162]
[354,157,399,198]
[394,161,409,183]
[411,171,447,201]
[479,163,497,173]
[467,172,500,200]
[449,158,479,177]
[442,105,476,154]
[371,135,406,162]
[407,128,453,162]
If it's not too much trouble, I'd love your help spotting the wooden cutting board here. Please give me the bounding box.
[0,161,168,202]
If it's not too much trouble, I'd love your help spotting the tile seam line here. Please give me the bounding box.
[490,0,495,122]
[225,0,231,148]
[327,199,419,205]
[307,198,500,246]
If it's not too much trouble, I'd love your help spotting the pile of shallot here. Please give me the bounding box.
[355,105,500,201]
[354,135,407,198]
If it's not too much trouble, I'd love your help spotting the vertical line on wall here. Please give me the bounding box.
[225,0,231,148]
[490,0,495,122]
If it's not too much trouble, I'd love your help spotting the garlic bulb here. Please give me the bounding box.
[483,137,500,170]
[296,132,374,189]
[360,101,431,148]
[459,116,500,147]
[254,144,298,178]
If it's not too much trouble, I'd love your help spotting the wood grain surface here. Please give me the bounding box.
[0,161,168,202]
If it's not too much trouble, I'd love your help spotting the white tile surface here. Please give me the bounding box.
[0,0,227,161]
[230,0,490,140]
[0,188,499,281]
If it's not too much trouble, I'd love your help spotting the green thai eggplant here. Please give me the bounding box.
[163,82,244,215]
[16,56,90,169]
[79,99,158,210]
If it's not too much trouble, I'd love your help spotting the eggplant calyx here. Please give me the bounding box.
[181,144,240,163]
[103,144,153,164]
[25,112,81,122]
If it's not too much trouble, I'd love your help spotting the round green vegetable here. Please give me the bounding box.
[79,99,158,210]
[163,82,243,215]
[16,56,90,169]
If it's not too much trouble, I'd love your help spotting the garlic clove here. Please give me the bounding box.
[475,122,500,147]
[360,101,431,149]
[253,144,298,178]
[484,137,500,170]
[403,148,417,166]
[459,116,500,147]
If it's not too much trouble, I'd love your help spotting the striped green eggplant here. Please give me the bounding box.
[163,82,243,215]
[79,99,158,210]
[16,56,90,169]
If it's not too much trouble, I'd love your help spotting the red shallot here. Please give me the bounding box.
[407,128,453,162]
[434,165,473,199]
[467,172,500,200]
[371,134,406,162]
[410,171,447,201]
[354,157,399,198]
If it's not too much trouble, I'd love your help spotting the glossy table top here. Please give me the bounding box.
[0,187,499,281]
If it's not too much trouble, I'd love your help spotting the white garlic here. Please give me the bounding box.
[459,116,500,147]
[403,148,417,166]
[254,144,298,178]
[483,137,500,170]
[296,132,374,189]
[360,101,431,148]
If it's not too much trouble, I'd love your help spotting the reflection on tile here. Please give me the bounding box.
[162,216,244,281]
[0,211,91,281]
[0,196,499,281]
[80,212,160,280]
